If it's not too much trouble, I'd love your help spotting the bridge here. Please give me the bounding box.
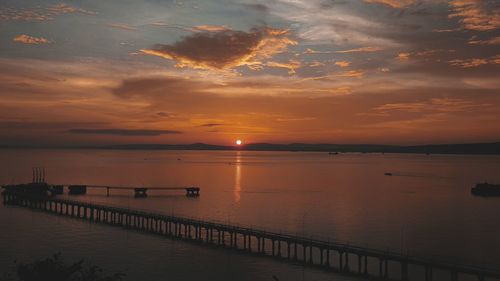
[63,184,201,197]
[2,191,499,281]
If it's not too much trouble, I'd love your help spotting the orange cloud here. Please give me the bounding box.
[337,70,364,78]
[108,23,137,31]
[13,34,50,45]
[266,59,301,74]
[192,25,230,32]
[449,58,488,68]
[397,52,411,61]
[468,36,500,45]
[0,3,95,22]
[335,46,382,53]
[335,61,351,68]
[140,27,297,71]
[374,98,491,114]
[309,61,324,67]
[449,0,500,31]
[363,0,415,8]
[491,55,500,64]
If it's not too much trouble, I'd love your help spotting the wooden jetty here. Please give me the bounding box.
[2,191,499,281]
[66,184,201,197]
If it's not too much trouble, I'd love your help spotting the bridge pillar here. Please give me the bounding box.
[384,258,388,279]
[320,248,324,265]
[294,243,298,260]
[278,240,282,257]
[425,266,433,281]
[272,240,275,256]
[303,245,307,263]
[358,254,362,273]
[339,252,344,272]
[401,261,409,281]
[364,256,368,275]
[308,245,313,264]
[379,258,384,279]
[326,249,330,266]
[248,235,251,252]
[344,252,350,272]
[287,242,291,259]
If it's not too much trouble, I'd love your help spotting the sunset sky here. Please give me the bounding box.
[1,0,499,146]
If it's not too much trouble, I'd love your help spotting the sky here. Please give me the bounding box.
[0,0,499,146]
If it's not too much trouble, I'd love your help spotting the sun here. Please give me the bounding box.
[235,139,242,145]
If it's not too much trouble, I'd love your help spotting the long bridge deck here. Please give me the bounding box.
[64,184,200,197]
[2,191,499,281]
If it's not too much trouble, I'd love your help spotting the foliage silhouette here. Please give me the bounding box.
[1,253,124,281]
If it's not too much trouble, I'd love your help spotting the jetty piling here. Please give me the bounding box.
[2,191,499,281]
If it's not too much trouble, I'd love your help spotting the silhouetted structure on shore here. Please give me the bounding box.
[1,169,200,198]
[471,183,500,196]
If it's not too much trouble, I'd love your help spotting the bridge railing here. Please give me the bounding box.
[6,192,500,275]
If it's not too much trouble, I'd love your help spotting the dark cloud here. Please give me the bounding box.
[0,121,106,130]
[200,123,223,127]
[240,3,269,12]
[67,129,182,136]
[112,77,207,99]
[156,111,170,117]
[140,27,296,70]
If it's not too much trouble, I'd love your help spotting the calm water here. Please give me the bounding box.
[1,149,500,280]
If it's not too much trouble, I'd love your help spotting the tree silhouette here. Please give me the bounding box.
[1,254,124,281]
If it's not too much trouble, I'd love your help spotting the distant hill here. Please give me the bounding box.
[101,142,500,155]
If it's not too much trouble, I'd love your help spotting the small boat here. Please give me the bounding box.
[384,172,393,176]
[328,152,339,155]
[471,183,500,196]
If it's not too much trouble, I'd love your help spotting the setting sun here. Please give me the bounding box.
[235,139,242,145]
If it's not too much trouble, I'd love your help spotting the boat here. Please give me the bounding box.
[328,152,339,155]
[384,172,393,176]
[471,183,500,196]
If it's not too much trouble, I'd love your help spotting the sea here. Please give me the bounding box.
[1,149,499,281]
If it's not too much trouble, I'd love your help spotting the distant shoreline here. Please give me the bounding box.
[1,142,500,155]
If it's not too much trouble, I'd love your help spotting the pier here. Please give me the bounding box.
[66,185,201,197]
[2,191,500,281]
